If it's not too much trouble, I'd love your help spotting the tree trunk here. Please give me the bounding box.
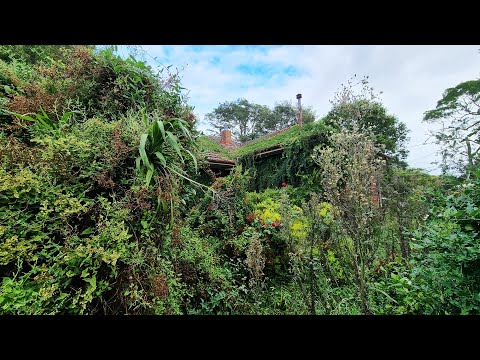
[466,138,474,179]
[352,246,371,315]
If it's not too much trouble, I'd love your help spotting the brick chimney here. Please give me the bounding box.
[220,129,232,146]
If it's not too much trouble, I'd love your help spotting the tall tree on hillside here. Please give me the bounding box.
[324,75,409,167]
[205,98,271,142]
[423,79,480,175]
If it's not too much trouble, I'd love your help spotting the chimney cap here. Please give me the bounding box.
[296,93,302,99]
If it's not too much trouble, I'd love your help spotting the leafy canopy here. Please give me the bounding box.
[324,75,409,166]
[205,98,316,142]
[423,79,480,174]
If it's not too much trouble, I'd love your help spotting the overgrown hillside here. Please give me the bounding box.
[1,45,480,315]
[0,45,200,314]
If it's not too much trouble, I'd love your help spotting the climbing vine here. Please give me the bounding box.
[239,124,333,192]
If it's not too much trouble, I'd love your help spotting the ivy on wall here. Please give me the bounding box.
[239,132,331,192]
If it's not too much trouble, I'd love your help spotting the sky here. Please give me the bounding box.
[119,45,480,174]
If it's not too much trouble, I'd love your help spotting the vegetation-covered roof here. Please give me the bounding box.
[197,120,332,162]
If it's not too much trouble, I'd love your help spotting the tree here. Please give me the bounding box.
[312,129,386,314]
[423,79,480,175]
[205,98,270,142]
[263,100,316,133]
[382,168,440,260]
[324,76,409,167]
[206,98,317,142]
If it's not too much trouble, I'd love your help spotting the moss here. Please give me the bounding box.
[235,124,301,158]
[196,120,333,162]
[196,135,234,159]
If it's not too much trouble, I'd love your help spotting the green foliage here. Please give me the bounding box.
[196,135,233,159]
[382,168,442,259]
[409,170,480,314]
[205,98,269,142]
[325,79,409,166]
[0,193,134,314]
[312,129,386,314]
[136,112,199,188]
[423,79,480,174]
[262,100,316,134]
[205,98,318,143]
[168,226,235,314]
[238,121,333,191]
[424,79,480,121]
[0,45,195,132]
[0,45,203,315]
[3,45,478,316]
[189,166,251,241]
[0,45,79,65]
[236,121,332,158]
[370,167,480,315]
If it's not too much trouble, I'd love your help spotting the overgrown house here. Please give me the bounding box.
[197,100,382,204]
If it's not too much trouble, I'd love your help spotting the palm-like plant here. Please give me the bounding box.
[136,111,210,226]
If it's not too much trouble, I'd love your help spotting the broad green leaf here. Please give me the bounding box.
[36,116,53,131]
[142,109,148,127]
[84,276,96,289]
[157,120,166,140]
[19,114,36,122]
[150,121,162,152]
[161,199,168,213]
[169,117,188,126]
[154,152,167,167]
[139,133,150,168]
[184,149,198,171]
[166,131,183,160]
[39,106,48,119]
[177,122,193,141]
[146,165,154,187]
[135,157,141,172]
[60,111,73,124]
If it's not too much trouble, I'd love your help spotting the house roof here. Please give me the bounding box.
[200,122,329,168]
[204,127,293,166]
[199,122,391,170]
[205,152,236,168]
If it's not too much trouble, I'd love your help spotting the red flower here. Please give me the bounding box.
[271,221,281,227]
[281,182,287,187]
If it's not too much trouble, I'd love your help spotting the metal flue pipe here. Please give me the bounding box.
[296,93,302,127]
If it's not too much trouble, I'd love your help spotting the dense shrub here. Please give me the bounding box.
[0,46,200,314]
[2,45,474,316]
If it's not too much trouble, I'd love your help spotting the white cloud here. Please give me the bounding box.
[126,45,480,174]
